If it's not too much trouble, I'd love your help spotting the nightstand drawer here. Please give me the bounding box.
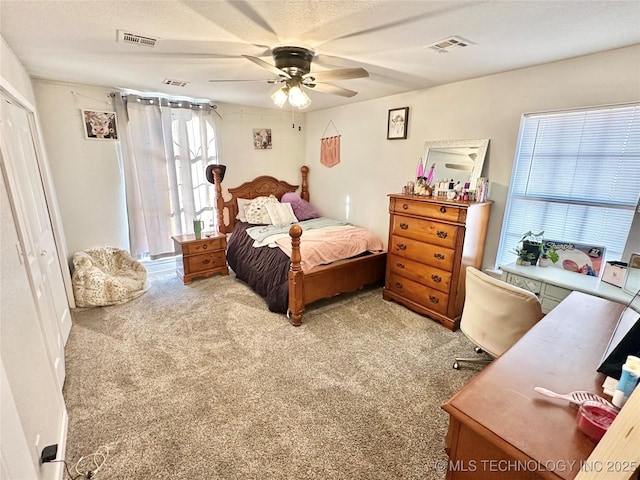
[389,235,455,272]
[185,251,226,274]
[388,254,452,293]
[387,272,449,316]
[390,197,464,223]
[392,215,458,249]
[182,237,225,255]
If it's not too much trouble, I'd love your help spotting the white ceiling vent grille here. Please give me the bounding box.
[426,36,473,53]
[118,30,157,47]
[163,79,190,88]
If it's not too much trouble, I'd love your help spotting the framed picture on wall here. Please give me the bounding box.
[253,128,272,149]
[387,107,409,140]
[82,109,118,140]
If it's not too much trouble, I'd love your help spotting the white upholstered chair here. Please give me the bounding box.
[453,266,544,369]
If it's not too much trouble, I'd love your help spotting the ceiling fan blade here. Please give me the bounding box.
[242,55,291,79]
[305,83,358,98]
[303,68,369,83]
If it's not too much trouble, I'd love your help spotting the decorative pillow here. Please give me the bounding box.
[281,192,320,221]
[266,202,298,226]
[244,195,278,224]
[236,198,252,222]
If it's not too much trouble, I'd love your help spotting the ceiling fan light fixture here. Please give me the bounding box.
[271,87,289,108]
[288,85,311,109]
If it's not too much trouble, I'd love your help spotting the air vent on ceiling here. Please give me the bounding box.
[118,30,157,47]
[163,79,190,88]
[426,36,473,54]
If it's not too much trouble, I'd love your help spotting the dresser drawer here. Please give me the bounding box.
[387,272,449,316]
[392,215,459,249]
[182,237,225,255]
[185,251,226,274]
[389,235,455,272]
[388,254,452,293]
[390,197,465,223]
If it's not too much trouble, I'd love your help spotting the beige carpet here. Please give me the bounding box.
[64,271,480,479]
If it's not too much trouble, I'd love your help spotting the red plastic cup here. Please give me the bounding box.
[576,401,619,442]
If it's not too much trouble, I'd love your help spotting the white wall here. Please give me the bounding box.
[32,81,306,260]
[304,45,640,270]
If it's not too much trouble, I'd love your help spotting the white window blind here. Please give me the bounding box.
[496,103,640,268]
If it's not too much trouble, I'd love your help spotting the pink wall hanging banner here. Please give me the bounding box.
[320,135,341,168]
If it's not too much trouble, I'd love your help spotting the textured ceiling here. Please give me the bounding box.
[1,0,639,112]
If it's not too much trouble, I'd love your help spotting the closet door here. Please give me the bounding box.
[0,92,71,388]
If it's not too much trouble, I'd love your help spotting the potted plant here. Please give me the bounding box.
[520,230,545,264]
[538,245,559,267]
[514,247,537,266]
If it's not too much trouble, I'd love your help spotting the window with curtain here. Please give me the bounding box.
[496,103,640,269]
[113,94,221,260]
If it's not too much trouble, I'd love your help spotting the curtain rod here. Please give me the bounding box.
[110,92,222,118]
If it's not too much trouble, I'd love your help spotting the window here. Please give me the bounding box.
[496,103,640,268]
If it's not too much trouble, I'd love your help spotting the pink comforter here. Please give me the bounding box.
[274,226,384,272]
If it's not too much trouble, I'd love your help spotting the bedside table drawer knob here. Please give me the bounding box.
[394,282,403,289]
[400,222,409,230]
[440,206,447,213]
[437,230,448,239]
[431,274,442,283]
[402,203,409,210]
[397,244,407,251]
[434,253,445,260]
[202,244,208,249]
[396,262,405,269]
[202,258,211,264]
[429,295,439,304]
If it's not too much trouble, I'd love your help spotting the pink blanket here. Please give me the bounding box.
[274,226,384,272]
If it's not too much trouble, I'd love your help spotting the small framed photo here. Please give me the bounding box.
[253,128,272,149]
[82,110,118,140]
[387,107,409,140]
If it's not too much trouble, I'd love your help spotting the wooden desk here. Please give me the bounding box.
[442,292,627,480]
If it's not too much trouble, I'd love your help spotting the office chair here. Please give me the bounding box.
[453,266,544,369]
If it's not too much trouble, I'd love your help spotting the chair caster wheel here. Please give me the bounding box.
[474,347,484,354]
[453,362,460,370]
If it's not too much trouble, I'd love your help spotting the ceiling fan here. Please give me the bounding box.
[209,46,369,109]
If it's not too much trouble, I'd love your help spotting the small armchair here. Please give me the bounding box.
[453,266,544,369]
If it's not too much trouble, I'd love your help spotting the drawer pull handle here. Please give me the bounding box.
[202,244,208,250]
[397,244,407,251]
[431,274,442,283]
[429,295,439,304]
[400,223,409,230]
[402,204,409,210]
[437,231,448,239]
[394,282,403,289]
[202,258,211,264]
[396,262,405,269]
[434,253,445,260]
[440,206,447,213]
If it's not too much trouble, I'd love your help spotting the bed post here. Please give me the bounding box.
[212,165,225,234]
[288,224,304,326]
[300,166,310,201]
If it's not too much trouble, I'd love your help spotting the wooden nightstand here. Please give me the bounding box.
[171,233,229,284]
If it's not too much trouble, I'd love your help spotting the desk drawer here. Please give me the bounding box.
[543,283,571,301]
[388,254,452,293]
[391,216,458,249]
[390,197,464,223]
[389,235,455,272]
[387,271,449,316]
[185,251,226,274]
[504,273,542,296]
[183,237,225,255]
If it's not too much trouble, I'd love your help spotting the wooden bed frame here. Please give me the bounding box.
[210,165,387,326]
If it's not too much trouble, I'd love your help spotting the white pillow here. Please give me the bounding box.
[244,195,278,224]
[236,198,252,222]
[266,202,299,226]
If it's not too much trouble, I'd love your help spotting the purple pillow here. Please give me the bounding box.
[281,192,320,221]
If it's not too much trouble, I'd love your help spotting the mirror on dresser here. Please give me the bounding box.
[422,138,489,189]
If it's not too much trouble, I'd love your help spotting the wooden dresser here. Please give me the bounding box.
[171,233,229,284]
[382,194,491,331]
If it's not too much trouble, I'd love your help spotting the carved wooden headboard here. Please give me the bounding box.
[214,166,310,234]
